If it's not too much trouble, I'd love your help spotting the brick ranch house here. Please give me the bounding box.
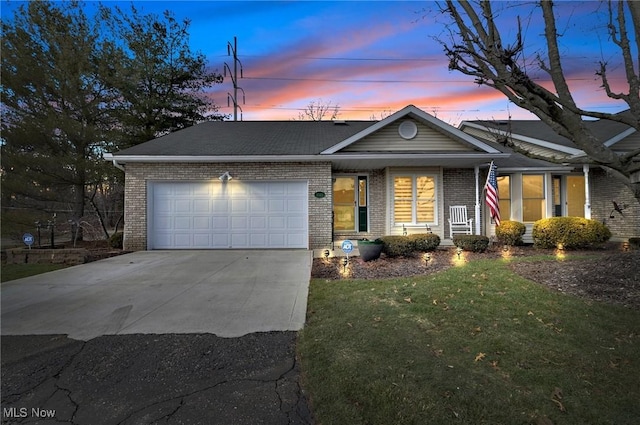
[105,105,639,253]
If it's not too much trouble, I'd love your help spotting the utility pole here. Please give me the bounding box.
[224,36,245,121]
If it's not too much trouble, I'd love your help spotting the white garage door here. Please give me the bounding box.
[149,181,308,249]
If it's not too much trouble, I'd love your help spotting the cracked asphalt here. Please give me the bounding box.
[1,332,313,425]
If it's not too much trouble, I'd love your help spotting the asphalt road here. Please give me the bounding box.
[1,332,313,425]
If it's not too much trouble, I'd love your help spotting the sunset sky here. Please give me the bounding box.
[1,1,635,124]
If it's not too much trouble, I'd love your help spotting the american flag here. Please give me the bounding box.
[485,162,501,226]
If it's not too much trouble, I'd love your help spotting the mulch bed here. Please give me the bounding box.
[311,246,640,309]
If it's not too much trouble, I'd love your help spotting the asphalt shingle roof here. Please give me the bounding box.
[470,113,632,149]
[114,121,375,156]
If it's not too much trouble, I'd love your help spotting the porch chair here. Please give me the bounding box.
[448,205,473,238]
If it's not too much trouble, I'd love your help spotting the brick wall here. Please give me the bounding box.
[442,168,479,238]
[590,168,640,239]
[123,162,332,250]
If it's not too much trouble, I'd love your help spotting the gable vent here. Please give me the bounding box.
[333,120,347,125]
[398,120,418,139]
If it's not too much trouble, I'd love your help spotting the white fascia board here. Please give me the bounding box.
[322,105,502,154]
[106,155,326,163]
[498,166,575,172]
[330,152,510,160]
[604,127,636,147]
[461,122,584,156]
[106,152,510,164]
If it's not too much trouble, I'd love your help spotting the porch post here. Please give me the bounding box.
[474,165,481,235]
[583,164,591,219]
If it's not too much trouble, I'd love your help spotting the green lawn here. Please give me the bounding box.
[1,263,70,282]
[298,258,640,425]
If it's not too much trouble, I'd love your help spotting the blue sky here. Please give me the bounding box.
[1,1,634,123]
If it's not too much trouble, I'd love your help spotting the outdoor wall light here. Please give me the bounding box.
[219,171,233,182]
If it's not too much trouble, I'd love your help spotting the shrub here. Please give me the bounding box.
[495,221,526,246]
[630,237,640,250]
[453,235,490,252]
[408,233,441,252]
[379,236,415,257]
[532,217,611,249]
[108,232,124,249]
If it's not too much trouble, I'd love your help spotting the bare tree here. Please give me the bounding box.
[294,99,341,121]
[437,0,640,202]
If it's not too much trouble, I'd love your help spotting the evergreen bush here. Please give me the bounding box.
[532,217,611,249]
[379,236,415,257]
[452,235,490,252]
[408,233,441,252]
[495,221,526,246]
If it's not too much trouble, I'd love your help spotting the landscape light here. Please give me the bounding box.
[323,249,330,259]
[342,257,348,271]
[456,246,462,259]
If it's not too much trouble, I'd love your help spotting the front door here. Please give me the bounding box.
[333,176,368,232]
[552,175,586,217]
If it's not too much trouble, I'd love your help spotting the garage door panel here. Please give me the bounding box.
[151,181,308,249]
[231,216,248,230]
[268,199,285,212]
[250,216,267,229]
[269,216,285,229]
[174,234,192,248]
[212,200,228,213]
[193,234,210,246]
[212,216,229,229]
[193,199,210,213]
[174,217,191,230]
[231,199,248,213]
[155,216,172,229]
[250,199,267,212]
[193,216,210,230]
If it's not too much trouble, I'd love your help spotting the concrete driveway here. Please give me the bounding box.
[1,250,311,341]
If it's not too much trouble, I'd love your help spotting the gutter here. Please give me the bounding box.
[103,153,125,171]
[103,152,511,164]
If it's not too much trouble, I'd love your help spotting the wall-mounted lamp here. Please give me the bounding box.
[219,171,233,182]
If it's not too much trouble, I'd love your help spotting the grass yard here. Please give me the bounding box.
[1,263,70,282]
[299,258,640,425]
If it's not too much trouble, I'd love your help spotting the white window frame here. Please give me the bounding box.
[392,173,438,226]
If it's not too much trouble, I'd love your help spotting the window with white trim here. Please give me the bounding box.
[393,175,436,224]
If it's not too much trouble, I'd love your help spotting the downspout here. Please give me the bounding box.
[474,165,481,235]
[583,164,591,219]
[112,159,125,172]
